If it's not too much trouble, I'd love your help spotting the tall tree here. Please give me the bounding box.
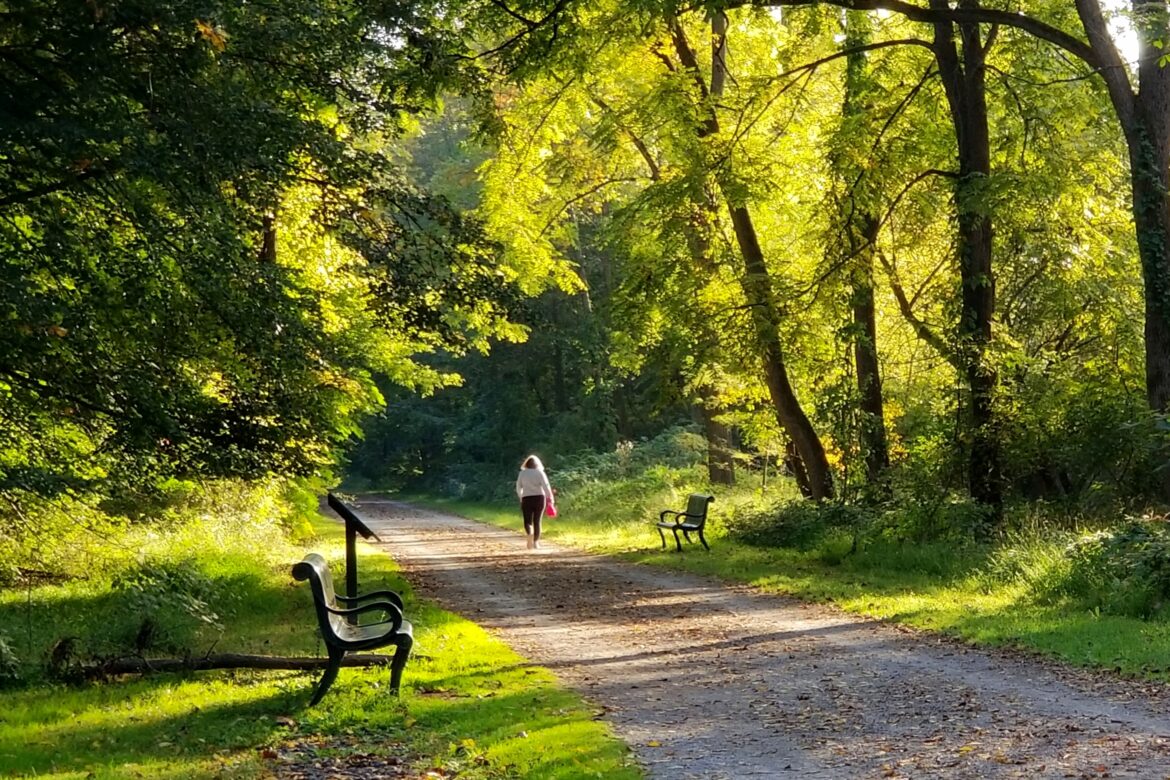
[828,10,891,488]
[740,0,1170,488]
[0,0,517,511]
[669,13,835,498]
[929,0,1003,521]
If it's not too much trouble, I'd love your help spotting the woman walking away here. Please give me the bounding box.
[516,455,554,549]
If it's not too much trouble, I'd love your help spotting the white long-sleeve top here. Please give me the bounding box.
[516,467,553,499]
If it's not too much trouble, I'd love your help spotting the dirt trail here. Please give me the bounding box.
[354,499,1170,779]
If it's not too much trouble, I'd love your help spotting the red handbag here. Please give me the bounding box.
[545,501,557,517]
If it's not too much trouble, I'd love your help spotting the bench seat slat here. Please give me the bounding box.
[329,618,414,647]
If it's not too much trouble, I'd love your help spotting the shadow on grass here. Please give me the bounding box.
[0,679,302,776]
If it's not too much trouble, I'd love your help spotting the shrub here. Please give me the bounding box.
[108,560,224,652]
[869,496,992,545]
[981,518,1170,619]
[724,501,871,551]
[550,428,708,519]
[1052,519,1170,618]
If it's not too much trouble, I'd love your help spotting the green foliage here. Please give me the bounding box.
[0,509,638,779]
[0,479,303,583]
[556,428,707,489]
[1029,519,1170,622]
[869,496,994,546]
[110,560,225,652]
[724,486,990,552]
[0,632,20,688]
[724,500,869,550]
[997,359,1160,501]
[0,0,529,537]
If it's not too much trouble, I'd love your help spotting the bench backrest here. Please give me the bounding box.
[686,493,715,521]
[292,552,336,600]
[292,553,350,638]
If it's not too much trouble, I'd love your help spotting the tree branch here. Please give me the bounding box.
[587,92,661,180]
[537,177,641,237]
[0,167,104,209]
[743,0,1102,69]
[876,248,959,368]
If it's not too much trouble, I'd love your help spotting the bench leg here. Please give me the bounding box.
[658,525,667,549]
[698,528,710,551]
[389,634,413,694]
[309,646,345,707]
[672,527,683,552]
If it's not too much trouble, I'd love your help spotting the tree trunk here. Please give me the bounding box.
[931,0,1003,525]
[852,216,891,484]
[1127,0,1170,415]
[669,14,835,499]
[837,11,890,487]
[727,203,836,499]
[260,211,277,263]
[1129,122,1170,415]
[695,386,736,485]
[784,438,814,497]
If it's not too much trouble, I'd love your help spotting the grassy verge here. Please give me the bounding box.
[401,490,1170,681]
[0,509,639,779]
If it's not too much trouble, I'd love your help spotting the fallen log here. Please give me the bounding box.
[70,653,394,681]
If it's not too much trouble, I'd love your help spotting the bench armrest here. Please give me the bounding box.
[335,590,405,610]
[325,600,404,631]
[659,509,704,524]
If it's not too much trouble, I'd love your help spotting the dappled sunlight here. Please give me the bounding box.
[392,494,1170,686]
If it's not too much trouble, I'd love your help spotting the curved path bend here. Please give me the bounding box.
[354,499,1170,779]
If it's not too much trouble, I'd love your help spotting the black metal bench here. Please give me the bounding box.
[291,552,413,705]
[656,493,715,551]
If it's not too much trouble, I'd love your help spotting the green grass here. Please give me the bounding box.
[0,512,639,779]
[400,490,1170,681]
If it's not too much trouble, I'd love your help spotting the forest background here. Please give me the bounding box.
[7,0,1170,720]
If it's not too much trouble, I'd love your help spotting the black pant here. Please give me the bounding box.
[521,495,545,541]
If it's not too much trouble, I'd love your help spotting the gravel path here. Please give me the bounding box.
[354,499,1170,779]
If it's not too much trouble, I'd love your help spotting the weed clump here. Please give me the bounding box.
[0,632,20,687]
[1052,519,1170,618]
[110,559,224,652]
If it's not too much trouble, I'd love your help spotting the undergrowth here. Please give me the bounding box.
[0,482,639,779]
